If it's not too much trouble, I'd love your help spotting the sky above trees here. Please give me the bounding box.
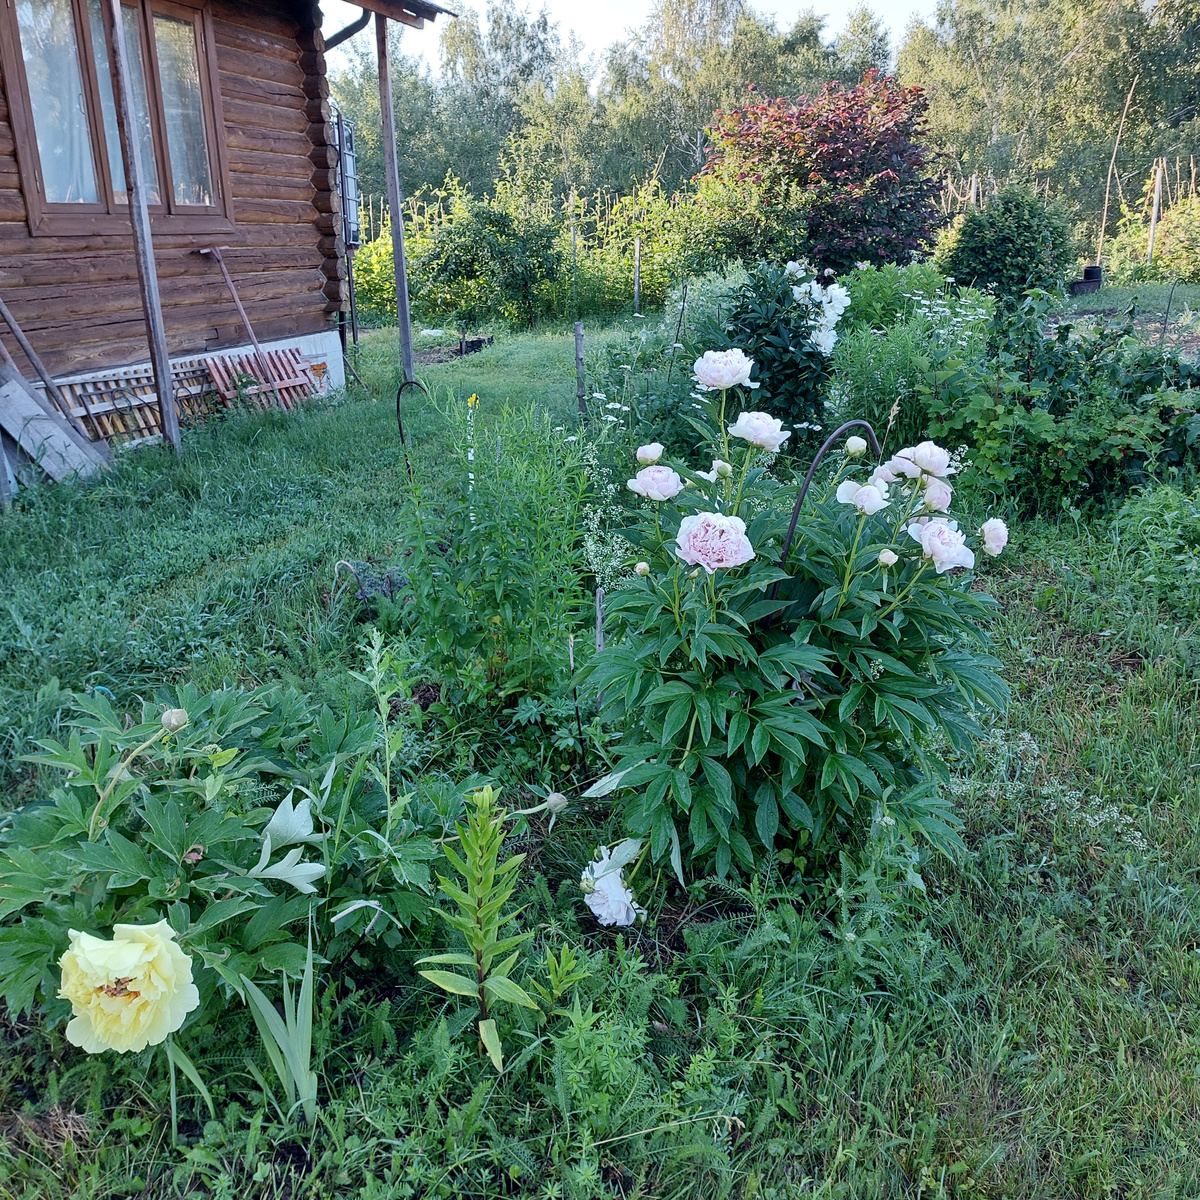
[320,0,936,75]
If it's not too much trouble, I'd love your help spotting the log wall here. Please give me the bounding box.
[0,0,347,379]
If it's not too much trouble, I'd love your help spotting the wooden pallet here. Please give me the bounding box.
[204,348,317,412]
[45,357,218,445]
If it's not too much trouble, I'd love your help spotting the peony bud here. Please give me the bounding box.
[635,561,650,576]
[878,549,899,567]
[636,442,664,465]
[161,709,189,733]
[545,792,569,813]
[715,459,733,478]
[845,435,868,457]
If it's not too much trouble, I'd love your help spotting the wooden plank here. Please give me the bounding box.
[103,0,179,451]
[0,379,104,481]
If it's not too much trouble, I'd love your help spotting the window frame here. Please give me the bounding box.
[0,0,234,237]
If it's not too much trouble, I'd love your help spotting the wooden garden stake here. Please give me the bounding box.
[102,0,179,451]
[1097,74,1137,266]
[633,236,641,316]
[199,247,283,408]
[1147,159,1164,265]
[575,322,586,419]
[377,14,416,387]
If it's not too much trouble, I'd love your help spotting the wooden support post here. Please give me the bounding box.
[633,236,641,316]
[575,321,586,420]
[103,0,178,451]
[376,14,415,386]
[1147,159,1163,265]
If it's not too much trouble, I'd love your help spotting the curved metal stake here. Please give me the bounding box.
[396,377,426,483]
[769,419,883,609]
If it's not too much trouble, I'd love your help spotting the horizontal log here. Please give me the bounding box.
[226,148,316,179]
[219,96,307,137]
[308,145,338,170]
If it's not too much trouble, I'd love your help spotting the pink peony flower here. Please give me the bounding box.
[869,464,897,489]
[675,512,756,574]
[979,517,1009,557]
[923,478,953,512]
[728,411,790,453]
[693,349,758,391]
[627,465,684,502]
[908,518,975,573]
[836,480,890,515]
[636,442,664,465]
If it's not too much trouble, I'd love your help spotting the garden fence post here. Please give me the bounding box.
[633,236,641,316]
[575,322,586,420]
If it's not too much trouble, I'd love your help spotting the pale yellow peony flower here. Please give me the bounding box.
[58,921,200,1054]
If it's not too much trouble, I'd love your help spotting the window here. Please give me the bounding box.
[2,0,229,233]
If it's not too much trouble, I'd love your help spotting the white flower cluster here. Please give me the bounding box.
[791,271,851,357]
[581,439,635,591]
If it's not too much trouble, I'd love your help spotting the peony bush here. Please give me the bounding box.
[582,357,1009,879]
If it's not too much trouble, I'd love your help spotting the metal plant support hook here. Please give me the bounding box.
[769,419,883,604]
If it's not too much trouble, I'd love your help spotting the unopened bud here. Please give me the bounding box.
[714,459,733,478]
[546,792,569,813]
[161,708,189,733]
[635,561,650,576]
[845,436,867,457]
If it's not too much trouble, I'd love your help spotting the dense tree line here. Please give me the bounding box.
[330,0,1198,247]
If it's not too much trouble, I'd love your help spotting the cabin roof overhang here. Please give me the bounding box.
[321,0,457,30]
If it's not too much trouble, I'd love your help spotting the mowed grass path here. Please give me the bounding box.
[0,322,619,798]
[0,325,1198,1195]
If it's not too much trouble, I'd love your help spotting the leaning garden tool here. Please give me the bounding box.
[198,247,283,408]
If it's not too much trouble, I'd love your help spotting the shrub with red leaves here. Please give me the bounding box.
[703,71,942,272]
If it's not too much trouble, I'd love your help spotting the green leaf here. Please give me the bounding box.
[414,952,478,968]
[418,969,481,998]
[482,974,539,1009]
[478,1018,503,1071]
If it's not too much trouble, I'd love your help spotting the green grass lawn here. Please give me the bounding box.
[2,327,1199,1197]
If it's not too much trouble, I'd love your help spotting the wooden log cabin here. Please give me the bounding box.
[0,0,447,449]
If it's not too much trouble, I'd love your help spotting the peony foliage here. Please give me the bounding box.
[583,370,1008,879]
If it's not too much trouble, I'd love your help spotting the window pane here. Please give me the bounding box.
[15,0,98,203]
[153,12,212,207]
[87,0,160,205]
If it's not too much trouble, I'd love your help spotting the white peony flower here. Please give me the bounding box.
[979,517,1009,556]
[836,480,890,515]
[581,841,644,927]
[809,326,838,356]
[728,411,790,453]
[878,548,899,567]
[627,465,684,502]
[636,442,664,465]
[693,349,758,391]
